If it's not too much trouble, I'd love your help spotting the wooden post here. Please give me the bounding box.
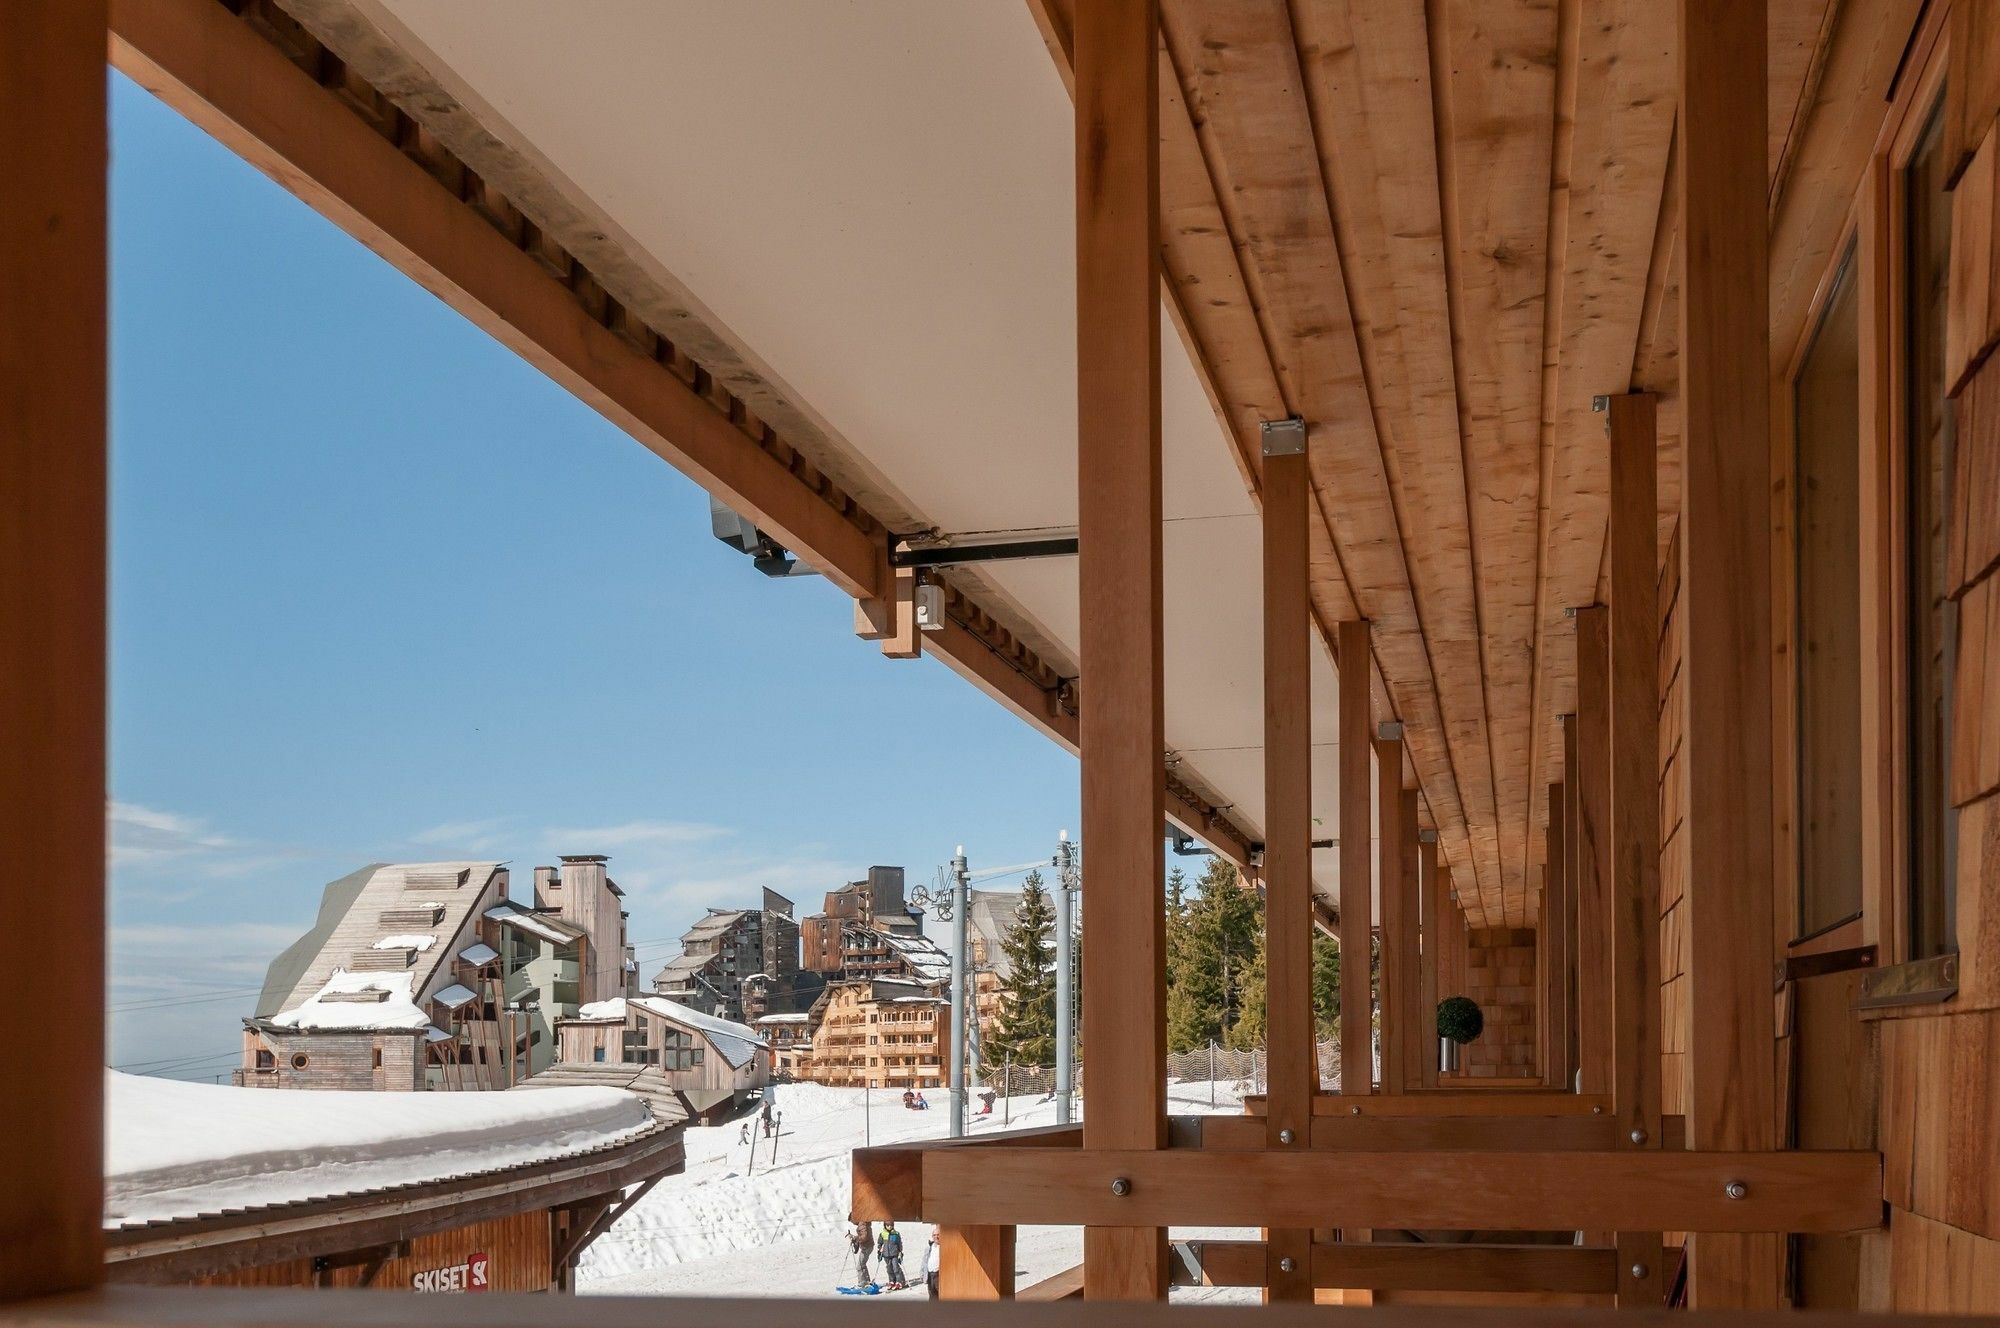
[1574,608,1612,1098]
[1679,0,1779,1305]
[1543,785,1570,1090]
[1,0,106,1299]
[939,1226,1016,1300]
[1337,620,1374,1096]
[1398,788,1422,1092]
[1418,831,1442,1089]
[1608,395,1665,1307]
[1076,0,1166,1301]
[1374,736,1405,1093]
[1262,432,1312,1302]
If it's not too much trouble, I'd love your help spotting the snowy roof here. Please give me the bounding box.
[485,901,585,945]
[572,997,631,1023]
[880,929,951,983]
[260,862,502,1022]
[628,996,766,1069]
[652,951,717,983]
[754,1012,810,1024]
[372,934,437,951]
[267,970,429,1031]
[104,1070,655,1228]
[432,983,478,1009]
[459,942,499,966]
[682,910,745,939]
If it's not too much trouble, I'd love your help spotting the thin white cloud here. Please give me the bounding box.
[543,819,728,850]
[408,818,509,851]
[108,801,237,865]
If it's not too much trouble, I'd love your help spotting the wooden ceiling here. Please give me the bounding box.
[1038,0,1921,926]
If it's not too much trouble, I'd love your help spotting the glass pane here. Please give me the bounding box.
[1906,100,1958,959]
[1796,245,1864,936]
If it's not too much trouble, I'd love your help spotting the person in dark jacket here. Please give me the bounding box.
[879,1221,906,1288]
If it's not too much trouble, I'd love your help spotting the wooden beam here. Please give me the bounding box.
[1198,1111,1684,1153]
[1542,785,1571,1090]
[1419,830,1443,1089]
[1075,0,1165,1301]
[1398,789,1423,1092]
[1607,393,1666,1307]
[1679,0,1780,1306]
[1188,1241,1620,1295]
[1375,735,1405,1092]
[1261,437,1312,1300]
[938,1226,1014,1300]
[1574,607,1613,1098]
[918,1147,1881,1233]
[1337,620,1373,1095]
[1,0,105,1299]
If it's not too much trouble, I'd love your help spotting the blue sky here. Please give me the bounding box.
[106,74,1078,1078]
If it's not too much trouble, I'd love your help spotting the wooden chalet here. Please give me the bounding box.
[550,995,771,1122]
[13,0,2000,1321]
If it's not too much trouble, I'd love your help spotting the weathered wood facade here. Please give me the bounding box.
[10,0,2000,1322]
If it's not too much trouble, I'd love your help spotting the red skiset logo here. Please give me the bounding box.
[411,1251,488,1292]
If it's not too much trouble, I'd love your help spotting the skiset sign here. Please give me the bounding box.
[411,1251,489,1292]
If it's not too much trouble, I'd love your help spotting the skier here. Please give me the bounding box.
[924,1232,941,1299]
[879,1221,906,1289]
[848,1220,875,1289]
[761,1099,774,1137]
[738,1121,751,1146]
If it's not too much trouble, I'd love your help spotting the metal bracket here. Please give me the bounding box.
[1376,721,1404,740]
[1260,415,1308,457]
[1591,394,1611,413]
[1418,828,1439,844]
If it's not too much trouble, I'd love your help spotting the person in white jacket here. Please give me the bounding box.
[924,1232,941,1299]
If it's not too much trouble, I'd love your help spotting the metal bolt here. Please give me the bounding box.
[1725,1180,1748,1200]
[1630,1264,1650,1280]
[1278,1128,1295,1145]
[1628,1127,1648,1145]
[1279,1257,1297,1274]
[1110,1177,1132,1197]
[1349,1105,1362,1115]
[1591,1105,1604,1115]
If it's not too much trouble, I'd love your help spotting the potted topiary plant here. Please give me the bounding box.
[1435,995,1484,1073]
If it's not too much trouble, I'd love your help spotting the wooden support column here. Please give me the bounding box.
[1261,427,1312,1302]
[1608,394,1665,1306]
[1418,831,1442,1088]
[939,1226,1016,1300]
[1397,789,1422,1091]
[1374,735,1406,1092]
[1543,785,1571,1090]
[1337,620,1373,1095]
[1574,608,1612,1097]
[1679,0,1778,1306]
[1075,0,1166,1301]
[1,0,106,1299]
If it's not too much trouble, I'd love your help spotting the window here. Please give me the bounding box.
[1795,242,1865,937]
[290,1052,309,1070]
[372,1047,383,1070]
[255,1049,274,1070]
[593,1046,606,1063]
[1903,98,1958,959]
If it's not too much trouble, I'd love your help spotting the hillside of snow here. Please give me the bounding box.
[580,1079,1257,1301]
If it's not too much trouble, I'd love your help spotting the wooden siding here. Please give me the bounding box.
[192,1212,552,1293]
[1449,928,1537,1079]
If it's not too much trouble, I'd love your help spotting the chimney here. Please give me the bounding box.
[532,866,559,908]
[558,855,607,925]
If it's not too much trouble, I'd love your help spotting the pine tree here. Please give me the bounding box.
[1166,858,1263,1051]
[986,871,1057,1066]
[1312,933,1342,1038]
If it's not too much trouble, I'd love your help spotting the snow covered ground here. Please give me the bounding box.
[580,1078,1259,1302]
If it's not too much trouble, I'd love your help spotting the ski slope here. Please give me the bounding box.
[580,1079,1258,1301]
